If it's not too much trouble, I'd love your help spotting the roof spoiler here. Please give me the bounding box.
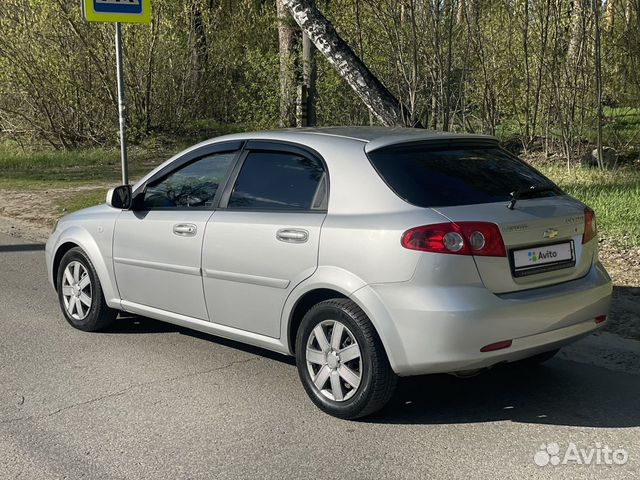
[364,134,499,154]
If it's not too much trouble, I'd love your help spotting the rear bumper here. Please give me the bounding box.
[362,262,612,376]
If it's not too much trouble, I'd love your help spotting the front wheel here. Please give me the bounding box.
[56,247,118,332]
[295,298,397,419]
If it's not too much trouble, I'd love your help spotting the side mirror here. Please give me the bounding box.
[106,185,133,210]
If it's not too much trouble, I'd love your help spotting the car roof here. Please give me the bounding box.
[213,127,497,153]
[133,127,497,192]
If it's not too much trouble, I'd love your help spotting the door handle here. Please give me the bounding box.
[276,228,309,243]
[173,223,197,237]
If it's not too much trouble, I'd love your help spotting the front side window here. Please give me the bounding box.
[143,151,236,208]
[228,151,326,210]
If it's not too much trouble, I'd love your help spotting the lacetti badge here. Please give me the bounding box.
[528,249,558,263]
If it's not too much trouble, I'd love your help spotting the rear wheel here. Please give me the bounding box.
[295,298,396,419]
[56,247,118,332]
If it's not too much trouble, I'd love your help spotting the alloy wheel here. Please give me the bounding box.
[305,320,362,402]
[61,261,92,320]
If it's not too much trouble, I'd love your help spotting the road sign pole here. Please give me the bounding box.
[84,1,150,185]
[115,22,129,185]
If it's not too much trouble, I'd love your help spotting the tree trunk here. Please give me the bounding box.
[283,0,422,127]
[276,0,298,127]
[522,0,531,147]
[189,0,208,102]
[457,0,466,24]
[302,31,317,126]
[593,0,605,169]
[145,6,160,132]
[606,0,616,32]
[568,0,586,62]
[443,0,455,132]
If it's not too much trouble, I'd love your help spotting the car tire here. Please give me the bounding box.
[518,348,560,366]
[56,247,118,332]
[295,298,397,420]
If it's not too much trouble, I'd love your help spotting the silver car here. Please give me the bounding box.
[46,127,612,419]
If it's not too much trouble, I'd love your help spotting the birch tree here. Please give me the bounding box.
[276,0,299,127]
[283,0,422,127]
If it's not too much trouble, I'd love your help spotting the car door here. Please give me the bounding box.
[202,141,328,338]
[113,142,241,320]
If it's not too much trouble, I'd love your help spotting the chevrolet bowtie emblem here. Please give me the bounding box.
[543,228,559,239]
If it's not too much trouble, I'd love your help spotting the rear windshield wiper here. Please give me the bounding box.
[507,184,558,210]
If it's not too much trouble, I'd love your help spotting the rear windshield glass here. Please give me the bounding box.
[367,144,561,207]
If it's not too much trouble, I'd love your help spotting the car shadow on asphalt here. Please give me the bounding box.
[103,314,178,334]
[104,314,638,428]
[104,314,297,366]
[369,359,640,428]
[0,243,45,252]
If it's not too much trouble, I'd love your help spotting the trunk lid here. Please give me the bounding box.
[434,196,595,294]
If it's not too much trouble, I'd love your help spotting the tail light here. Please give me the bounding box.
[595,315,607,324]
[582,207,597,244]
[480,339,513,352]
[401,222,506,257]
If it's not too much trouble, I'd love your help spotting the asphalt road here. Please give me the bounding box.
[1,231,639,479]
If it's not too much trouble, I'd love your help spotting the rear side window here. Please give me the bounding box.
[228,151,326,210]
[368,144,561,207]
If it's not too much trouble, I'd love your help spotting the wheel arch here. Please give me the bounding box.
[52,241,79,290]
[51,226,120,309]
[280,267,406,373]
[286,288,348,355]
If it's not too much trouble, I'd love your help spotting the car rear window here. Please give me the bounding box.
[367,143,561,207]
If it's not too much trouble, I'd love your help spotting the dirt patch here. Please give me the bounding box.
[0,185,108,230]
[599,241,640,287]
[0,214,49,243]
[598,241,640,340]
[0,185,109,242]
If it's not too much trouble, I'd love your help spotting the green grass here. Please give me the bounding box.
[0,125,244,189]
[602,107,640,148]
[0,144,184,189]
[496,106,640,148]
[537,164,640,248]
[56,189,107,216]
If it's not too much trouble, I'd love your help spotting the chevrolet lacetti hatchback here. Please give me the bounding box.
[46,127,612,419]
